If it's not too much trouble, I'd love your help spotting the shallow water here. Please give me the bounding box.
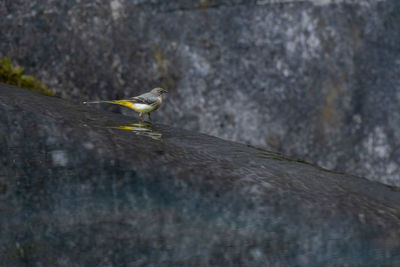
[108,121,163,140]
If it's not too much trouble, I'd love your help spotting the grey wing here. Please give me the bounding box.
[129,92,158,105]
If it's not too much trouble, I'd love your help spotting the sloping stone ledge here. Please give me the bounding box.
[0,83,399,266]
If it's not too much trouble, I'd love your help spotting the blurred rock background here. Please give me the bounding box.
[1,0,399,186]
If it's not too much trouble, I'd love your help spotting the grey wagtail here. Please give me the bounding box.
[83,87,168,120]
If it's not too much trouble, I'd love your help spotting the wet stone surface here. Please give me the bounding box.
[2,0,400,186]
[0,83,400,266]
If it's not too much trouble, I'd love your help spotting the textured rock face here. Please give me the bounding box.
[1,0,400,186]
[1,84,400,266]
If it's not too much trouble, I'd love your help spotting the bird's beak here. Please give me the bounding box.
[163,89,168,93]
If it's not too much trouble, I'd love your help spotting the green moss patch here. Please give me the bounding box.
[0,57,54,96]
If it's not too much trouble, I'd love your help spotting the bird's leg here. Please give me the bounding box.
[147,113,152,121]
[139,113,143,121]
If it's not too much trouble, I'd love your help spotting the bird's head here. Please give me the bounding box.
[151,87,168,96]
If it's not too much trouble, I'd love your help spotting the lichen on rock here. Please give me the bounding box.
[0,57,54,96]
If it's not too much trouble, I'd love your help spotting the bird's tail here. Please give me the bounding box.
[83,100,116,105]
[83,100,134,109]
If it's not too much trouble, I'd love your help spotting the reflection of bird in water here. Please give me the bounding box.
[109,121,162,140]
[84,87,168,121]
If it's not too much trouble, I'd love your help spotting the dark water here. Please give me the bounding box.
[1,85,400,266]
